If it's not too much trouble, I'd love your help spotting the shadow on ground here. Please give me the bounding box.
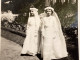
[1,28,79,60]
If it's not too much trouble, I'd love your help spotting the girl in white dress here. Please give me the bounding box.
[41,7,68,60]
[21,7,41,56]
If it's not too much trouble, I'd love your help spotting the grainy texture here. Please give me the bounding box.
[1,28,25,46]
[1,29,78,60]
[0,37,39,60]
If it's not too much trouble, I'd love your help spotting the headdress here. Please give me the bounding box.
[29,8,38,17]
[44,7,65,42]
[44,7,54,12]
[30,8,38,12]
[28,7,41,29]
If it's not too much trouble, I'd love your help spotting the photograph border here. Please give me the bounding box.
[0,0,80,60]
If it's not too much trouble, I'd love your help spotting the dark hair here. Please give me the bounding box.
[30,4,35,8]
[29,4,35,12]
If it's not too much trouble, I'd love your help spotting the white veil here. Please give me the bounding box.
[27,8,41,30]
[52,8,68,53]
[42,7,68,56]
[53,11,66,43]
[43,7,67,50]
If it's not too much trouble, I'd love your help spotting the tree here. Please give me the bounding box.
[45,0,50,6]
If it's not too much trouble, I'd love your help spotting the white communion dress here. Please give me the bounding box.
[41,15,68,60]
[21,16,41,56]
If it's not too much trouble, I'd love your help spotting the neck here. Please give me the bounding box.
[46,15,51,17]
[30,15,35,17]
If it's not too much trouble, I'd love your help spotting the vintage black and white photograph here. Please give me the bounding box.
[1,0,78,60]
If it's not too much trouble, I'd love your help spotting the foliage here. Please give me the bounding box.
[2,0,78,28]
[17,1,77,28]
[15,0,45,24]
[55,3,78,28]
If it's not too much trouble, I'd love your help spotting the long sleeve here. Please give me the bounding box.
[25,18,32,35]
[41,19,45,37]
[26,18,31,30]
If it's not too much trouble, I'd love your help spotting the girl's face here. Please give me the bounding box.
[30,10,35,16]
[46,9,52,16]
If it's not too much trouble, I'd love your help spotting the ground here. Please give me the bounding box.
[1,28,78,60]
[0,37,39,60]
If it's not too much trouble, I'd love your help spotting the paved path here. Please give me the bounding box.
[0,37,39,60]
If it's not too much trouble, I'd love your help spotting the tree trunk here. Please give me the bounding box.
[68,0,69,3]
[45,0,50,7]
[52,0,56,5]
[71,0,76,4]
[61,0,66,4]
